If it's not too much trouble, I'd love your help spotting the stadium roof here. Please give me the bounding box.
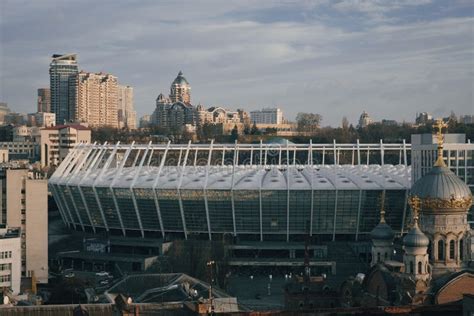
[54,164,410,190]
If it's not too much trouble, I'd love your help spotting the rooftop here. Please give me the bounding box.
[55,164,410,190]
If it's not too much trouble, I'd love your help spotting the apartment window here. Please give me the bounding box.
[0,263,11,271]
[0,274,11,282]
[0,251,12,259]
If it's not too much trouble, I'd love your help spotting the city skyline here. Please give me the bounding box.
[1,0,473,127]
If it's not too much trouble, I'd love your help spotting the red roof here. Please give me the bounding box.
[41,124,91,131]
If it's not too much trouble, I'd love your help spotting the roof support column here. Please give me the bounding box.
[401,189,409,235]
[152,141,170,239]
[403,139,407,167]
[380,139,385,166]
[357,139,361,165]
[203,140,214,241]
[332,190,338,242]
[309,140,314,236]
[177,141,192,239]
[355,189,363,241]
[286,140,290,242]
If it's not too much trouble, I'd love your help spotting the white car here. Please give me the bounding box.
[95,271,109,277]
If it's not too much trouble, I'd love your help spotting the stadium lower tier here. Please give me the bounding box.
[50,184,409,241]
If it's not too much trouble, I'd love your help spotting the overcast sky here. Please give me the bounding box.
[0,0,473,126]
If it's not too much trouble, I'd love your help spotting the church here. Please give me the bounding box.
[341,120,474,307]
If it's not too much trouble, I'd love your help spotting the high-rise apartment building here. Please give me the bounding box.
[49,54,78,125]
[250,108,284,124]
[37,88,51,113]
[77,72,119,128]
[0,168,48,284]
[118,85,137,129]
[152,72,195,129]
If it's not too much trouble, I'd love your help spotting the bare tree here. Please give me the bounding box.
[296,112,322,135]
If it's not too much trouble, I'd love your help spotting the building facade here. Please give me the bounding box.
[77,71,119,128]
[0,227,21,294]
[152,72,196,130]
[37,88,51,113]
[411,133,474,197]
[27,112,56,128]
[117,85,137,129]
[40,124,91,167]
[1,168,48,284]
[170,71,191,103]
[50,54,78,125]
[250,108,284,125]
[358,111,373,128]
[0,102,11,125]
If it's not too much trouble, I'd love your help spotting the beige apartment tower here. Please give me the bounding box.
[118,85,137,129]
[2,169,48,284]
[77,71,119,127]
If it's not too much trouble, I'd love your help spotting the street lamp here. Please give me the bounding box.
[207,260,215,315]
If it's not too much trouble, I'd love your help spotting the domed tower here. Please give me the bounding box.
[403,196,431,286]
[170,71,191,103]
[370,192,395,266]
[410,119,473,277]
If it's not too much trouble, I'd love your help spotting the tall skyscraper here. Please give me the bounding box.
[49,54,78,125]
[37,88,51,113]
[77,71,119,127]
[118,85,137,129]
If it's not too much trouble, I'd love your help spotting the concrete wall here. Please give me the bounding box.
[0,234,21,294]
[25,179,48,283]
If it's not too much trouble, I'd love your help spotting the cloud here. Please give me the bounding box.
[0,0,472,127]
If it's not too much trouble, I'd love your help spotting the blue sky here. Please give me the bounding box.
[0,0,473,126]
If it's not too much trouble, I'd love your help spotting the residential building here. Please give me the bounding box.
[50,54,78,125]
[416,112,433,125]
[460,115,474,124]
[0,102,11,125]
[0,142,38,161]
[77,71,119,128]
[411,133,474,194]
[37,88,51,113]
[40,124,91,167]
[27,112,56,128]
[118,85,137,129]
[152,72,196,130]
[4,112,26,126]
[170,71,191,103]
[250,108,284,124]
[358,111,373,128]
[139,115,151,128]
[1,168,48,284]
[0,226,21,294]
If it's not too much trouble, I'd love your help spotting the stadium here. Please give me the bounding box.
[49,141,412,241]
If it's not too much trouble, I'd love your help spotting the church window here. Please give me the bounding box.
[438,240,444,260]
[409,261,413,274]
[418,261,422,274]
[460,239,464,260]
[384,252,388,260]
[449,240,455,260]
[377,252,380,263]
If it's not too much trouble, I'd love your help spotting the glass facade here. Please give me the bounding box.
[52,184,408,240]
